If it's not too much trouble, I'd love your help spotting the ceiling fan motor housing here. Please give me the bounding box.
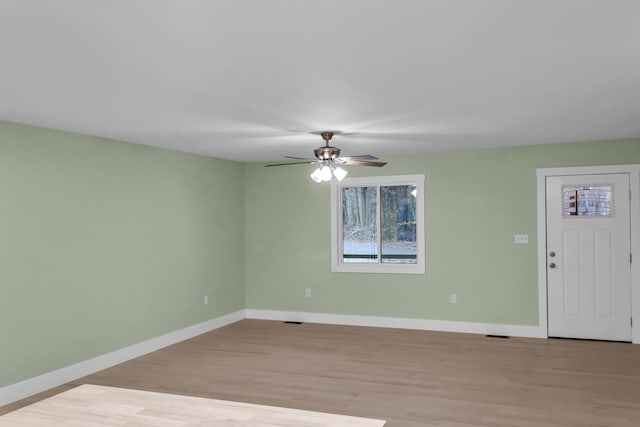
[314,146,341,160]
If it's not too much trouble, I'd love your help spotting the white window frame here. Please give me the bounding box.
[330,174,425,274]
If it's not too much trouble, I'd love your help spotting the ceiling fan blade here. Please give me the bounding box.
[342,159,387,167]
[265,160,318,167]
[285,155,316,160]
[339,154,379,161]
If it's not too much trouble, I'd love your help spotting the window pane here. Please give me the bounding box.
[562,185,613,217]
[342,186,378,263]
[381,185,417,264]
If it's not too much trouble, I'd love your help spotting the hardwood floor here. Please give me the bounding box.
[2,319,640,426]
[0,384,385,426]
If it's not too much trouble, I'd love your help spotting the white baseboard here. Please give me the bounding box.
[1,308,547,408]
[0,310,245,407]
[245,309,547,339]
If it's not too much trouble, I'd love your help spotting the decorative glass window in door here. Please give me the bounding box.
[562,184,613,217]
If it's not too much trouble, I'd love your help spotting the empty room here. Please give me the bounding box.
[1,1,640,426]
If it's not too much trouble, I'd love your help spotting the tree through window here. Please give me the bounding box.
[331,175,425,274]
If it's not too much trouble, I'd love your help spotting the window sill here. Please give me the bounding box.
[331,263,425,274]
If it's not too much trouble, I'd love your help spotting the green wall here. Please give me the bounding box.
[244,139,640,325]
[0,121,245,388]
[1,118,638,391]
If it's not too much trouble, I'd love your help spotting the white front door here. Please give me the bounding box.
[546,173,632,341]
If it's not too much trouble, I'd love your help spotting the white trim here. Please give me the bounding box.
[0,310,245,407]
[536,172,549,339]
[245,309,546,339]
[536,164,640,344]
[1,307,550,407]
[330,174,426,274]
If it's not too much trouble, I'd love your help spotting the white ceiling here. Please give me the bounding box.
[1,1,639,163]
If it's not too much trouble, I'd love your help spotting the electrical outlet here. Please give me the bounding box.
[450,294,457,304]
[204,295,208,305]
[305,288,311,298]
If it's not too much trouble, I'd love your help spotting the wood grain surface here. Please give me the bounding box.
[0,384,385,426]
[2,319,640,426]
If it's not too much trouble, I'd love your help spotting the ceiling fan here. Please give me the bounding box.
[265,131,386,182]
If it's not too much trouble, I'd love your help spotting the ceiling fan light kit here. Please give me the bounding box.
[332,165,348,181]
[310,163,348,183]
[266,131,386,183]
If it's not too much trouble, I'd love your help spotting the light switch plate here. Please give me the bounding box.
[514,234,529,244]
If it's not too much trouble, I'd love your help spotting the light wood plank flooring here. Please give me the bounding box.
[0,384,385,426]
[2,319,640,426]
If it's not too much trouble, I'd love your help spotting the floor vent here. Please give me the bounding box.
[486,334,510,339]
[283,321,303,325]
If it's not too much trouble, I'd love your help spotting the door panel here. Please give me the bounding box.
[594,230,613,318]
[562,230,581,317]
[547,173,631,341]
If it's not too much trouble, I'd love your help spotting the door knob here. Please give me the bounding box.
[549,262,557,269]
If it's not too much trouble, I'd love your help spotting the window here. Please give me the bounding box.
[330,174,425,274]
[562,184,613,217]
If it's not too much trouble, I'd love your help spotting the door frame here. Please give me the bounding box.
[536,164,640,344]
